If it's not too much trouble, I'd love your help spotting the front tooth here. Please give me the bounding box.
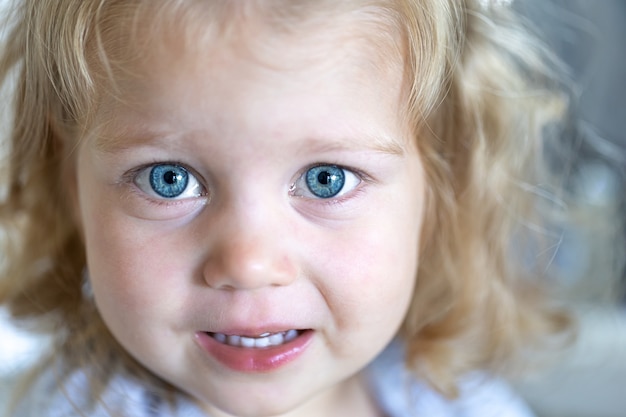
[254,337,270,348]
[240,337,255,348]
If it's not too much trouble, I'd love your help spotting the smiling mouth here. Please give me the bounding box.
[207,330,303,348]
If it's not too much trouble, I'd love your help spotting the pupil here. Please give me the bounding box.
[164,171,178,184]
[318,172,331,185]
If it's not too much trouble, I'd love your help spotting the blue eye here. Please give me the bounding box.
[305,165,346,198]
[134,164,204,199]
[150,165,189,198]
[290,164,360,200]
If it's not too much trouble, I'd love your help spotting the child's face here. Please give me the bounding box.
[74,11,426,417]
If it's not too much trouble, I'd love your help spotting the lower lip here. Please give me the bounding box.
[194,330,314,373]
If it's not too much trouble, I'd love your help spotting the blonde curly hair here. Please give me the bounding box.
[0,0,570,410]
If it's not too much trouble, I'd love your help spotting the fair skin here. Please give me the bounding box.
[73,10,426,417]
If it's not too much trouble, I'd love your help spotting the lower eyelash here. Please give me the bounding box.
[296,186,368,213]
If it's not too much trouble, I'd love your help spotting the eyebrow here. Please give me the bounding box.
[91,124,164,154]
[298,135,406,156]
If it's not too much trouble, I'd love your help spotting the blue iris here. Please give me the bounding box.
[149,165,189,198]
[305,165,345,198]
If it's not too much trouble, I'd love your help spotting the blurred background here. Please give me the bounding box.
[510,1,626,416]
[0,0,625,416]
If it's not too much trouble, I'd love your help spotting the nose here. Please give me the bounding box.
[201,208,299,291]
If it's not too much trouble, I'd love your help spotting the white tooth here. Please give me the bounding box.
[254,337,270,348]
[284,329,298,342]
[240,337,255,348]
[227,335,241,346]
[214,333,226,343]
[268,333,285,346]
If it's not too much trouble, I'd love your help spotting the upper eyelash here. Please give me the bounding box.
[122,161,205,185]
[295,163,369,185]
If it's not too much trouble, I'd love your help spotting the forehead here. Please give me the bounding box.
[89,1,409,145]
[94,0,405,94]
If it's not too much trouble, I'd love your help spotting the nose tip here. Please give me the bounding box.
[202,238,298,291]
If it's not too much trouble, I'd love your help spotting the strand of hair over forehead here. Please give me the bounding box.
[19,0,96,122]
[395,0,465,121]
[14,0,152,122]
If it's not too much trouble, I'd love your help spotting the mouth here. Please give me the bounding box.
[196,329,313,372]
[207,330,303,348]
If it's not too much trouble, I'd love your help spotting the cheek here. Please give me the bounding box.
[313,197,422,329]
[81,200,195,321]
